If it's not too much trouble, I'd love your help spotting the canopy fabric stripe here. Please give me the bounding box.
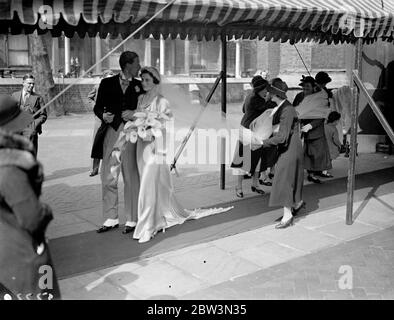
[0,0,393,43]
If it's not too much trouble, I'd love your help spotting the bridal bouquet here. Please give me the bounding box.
[122,110,172,143]
[110,110,172,177]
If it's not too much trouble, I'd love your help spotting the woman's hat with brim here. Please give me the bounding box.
[299,75,316,87]
[0,94,33,132]
[251,75,268,93]
[315,71,332,85]
[267,78,288,99]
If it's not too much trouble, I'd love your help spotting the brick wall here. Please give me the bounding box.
[268,42,281,78]
[256,41,269,72]
[0,85,22,96]
[0,83,96,114]
[311,44,349,70]
[280,42,312,73]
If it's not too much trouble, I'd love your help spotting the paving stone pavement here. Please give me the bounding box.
[181,226,394,300]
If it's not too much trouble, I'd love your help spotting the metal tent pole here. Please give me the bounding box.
[346,38,363,225]
[170,73,223,173]
[220,33,227,190]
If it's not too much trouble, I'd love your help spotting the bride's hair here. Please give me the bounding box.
[140,67,160,85]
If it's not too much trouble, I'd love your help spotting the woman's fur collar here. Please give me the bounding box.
[0,129,36,170]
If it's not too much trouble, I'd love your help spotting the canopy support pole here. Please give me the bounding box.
[170,73,223,173]
[346,38,363,225]
[220,34,227,190]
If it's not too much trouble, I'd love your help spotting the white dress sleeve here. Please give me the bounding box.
[153,96,173,156]
[156,96,173,119]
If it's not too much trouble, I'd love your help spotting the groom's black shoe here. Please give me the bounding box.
[122,226,135,234]
[97,224,119,233]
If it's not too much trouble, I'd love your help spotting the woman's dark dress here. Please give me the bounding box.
[293,92,332,172]
[263,101,304,208]
[301,119,332,172]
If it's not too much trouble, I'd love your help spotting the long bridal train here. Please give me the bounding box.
[134,137,233,243]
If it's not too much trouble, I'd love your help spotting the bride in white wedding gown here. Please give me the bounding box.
[112,67,232,243]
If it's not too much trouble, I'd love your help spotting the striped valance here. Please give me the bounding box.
[0,0,393,43]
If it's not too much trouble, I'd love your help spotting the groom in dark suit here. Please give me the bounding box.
[94,51,144,234]
[12,74,47,155]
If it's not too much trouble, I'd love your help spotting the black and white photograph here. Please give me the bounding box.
[1,0,394,307]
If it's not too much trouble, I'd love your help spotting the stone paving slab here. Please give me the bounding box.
[315,221,381,241]
[234,240,307,269]
[256,225,342,253]
[163,246,261,285]
[210,229,271,253]
[96,259,208,300]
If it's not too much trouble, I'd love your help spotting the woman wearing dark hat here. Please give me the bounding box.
[231,76,271,197]
[295,73,332,183]
[0,94,60,299]
[315,71,334,110]
[315,71,332,90]
[293,76,317,107]
[259,79,305,229]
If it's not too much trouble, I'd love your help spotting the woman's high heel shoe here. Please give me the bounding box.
[89,167,99,177]
[235,187,244,198]
[251,186,265,195]
[275,217,295,229]
[292,201,306,216]
[259,178,272,186]
[307,175,322,184]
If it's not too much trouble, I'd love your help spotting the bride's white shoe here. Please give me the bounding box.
[138,230,160,243]
[138,234,153,243]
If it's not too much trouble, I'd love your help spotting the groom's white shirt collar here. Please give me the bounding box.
[120,71,133,81]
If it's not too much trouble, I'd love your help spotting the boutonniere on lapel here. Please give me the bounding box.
[135,86,140,93]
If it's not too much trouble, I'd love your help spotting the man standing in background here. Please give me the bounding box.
[12,74,47,156]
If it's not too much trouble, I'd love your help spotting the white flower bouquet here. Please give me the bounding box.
[110,110,172,177]
[123,110,171,143]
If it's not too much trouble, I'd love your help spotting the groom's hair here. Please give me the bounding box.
[119,51,139,70]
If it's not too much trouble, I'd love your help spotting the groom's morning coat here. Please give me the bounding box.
[93,74,143,130]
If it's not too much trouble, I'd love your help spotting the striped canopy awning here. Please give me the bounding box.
[1,0,394,43]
